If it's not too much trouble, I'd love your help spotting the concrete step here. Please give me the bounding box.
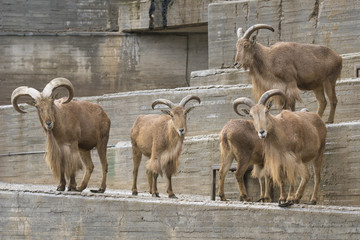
[1,183,359,239]
[1,121,359,207]
[190,52,360,86]
[2,78,360,156]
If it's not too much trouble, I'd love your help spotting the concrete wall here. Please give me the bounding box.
[0,185,359,239]
[208,0,360,68]
[1,121,360,207]
[0,32,208,105]
[0,0,209,105]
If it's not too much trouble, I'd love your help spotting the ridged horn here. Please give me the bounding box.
[233,97,255,116]
[258,89,286,106]
[11,86,41,113]
[152,99,175,110]
[42,77,74,104]
[242,24,274,40]
[179,95,201,107]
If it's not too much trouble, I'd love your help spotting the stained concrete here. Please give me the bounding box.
[1,120,360,207]
[0,183,359,239]
[208,0,360,68]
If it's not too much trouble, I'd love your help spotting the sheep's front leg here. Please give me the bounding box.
[166,173,177,198]
[57,172,66,191]
[77,149,94,192]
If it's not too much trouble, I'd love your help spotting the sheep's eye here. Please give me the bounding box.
[170,113,174,118]
[244,44,249,49]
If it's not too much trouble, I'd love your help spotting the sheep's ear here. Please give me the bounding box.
[237,27,244,38]
[267,100,273,110]
[161,109,171,115]
[251,35,257,45]
[240,108,250,116]
[185,106,195,115]
[26,100,36,106]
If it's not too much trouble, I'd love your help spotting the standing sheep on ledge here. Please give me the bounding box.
[11,78,111,193]
[131,95,201,198]
[235,89,327,207]
[234,24,342,123]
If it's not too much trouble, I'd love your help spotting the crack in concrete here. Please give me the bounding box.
[277,0,283,41]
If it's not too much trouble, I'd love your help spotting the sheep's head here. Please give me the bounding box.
[11,78,74,131]
[234,24,274,70]
[152,95,201,137]
[233,89,285,139]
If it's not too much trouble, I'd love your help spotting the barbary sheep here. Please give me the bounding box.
[234,24,342,123]
[218,107,273,202]
[11,78,111,193]
[235,89,327,207]
[131,95,200,198]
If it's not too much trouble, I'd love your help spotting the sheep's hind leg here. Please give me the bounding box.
[313,86,327,118]
[152,173,160,197]
[77,149,94,192]
[218,149,234,201]
[67,173,77,191]
[131,147,142,196]
[91,141,109,193]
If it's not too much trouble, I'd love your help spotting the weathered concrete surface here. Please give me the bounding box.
[0,32,208,105]
[0,183,359,239]
[118,0,223,32]
[0,0,120,33]
[208,0,360,68]
[1,79,359,155]
[1,121,360,206]
[191,52,360,86]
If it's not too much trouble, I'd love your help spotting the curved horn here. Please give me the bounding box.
[233,97,255,116]
[242,24,274,40]
[11,86,41,113]
[179,95,201,107]
[258,89,286,106]
[152,99,175,110]
[42,77,74,104]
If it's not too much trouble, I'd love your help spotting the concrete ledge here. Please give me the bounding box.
[2,79,360,155]
[0,183,359,239]
[191,52,360,86]
[1,121,360,206]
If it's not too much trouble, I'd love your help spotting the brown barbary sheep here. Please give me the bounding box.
[234,24,342,123]
[235,89,327,207]
[131,95,200,198]
[218,117,271,202]
[11,78,111,193]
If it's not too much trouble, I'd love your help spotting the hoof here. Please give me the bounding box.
[305,200,317,205]
[67,186,77,192]
[169,194,177,199]
[90,188,105,193]
[256,198,265,203]
[219,194,227,201]
[132,191,138,196]
[240,195,249,202]
[152,193,160,198]
[278,200,294,208]
[56,186,65,191]
[75,187,84,192]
